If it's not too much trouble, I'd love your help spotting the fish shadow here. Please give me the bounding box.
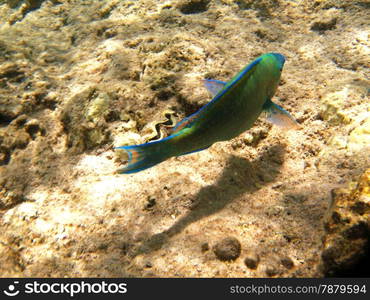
[131,143,286,257]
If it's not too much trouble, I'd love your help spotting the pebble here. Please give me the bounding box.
[244,252,260,269]
[265,265,279,277]
[213,237,241,261]
[280,257,294,269]
[201,242,209,252]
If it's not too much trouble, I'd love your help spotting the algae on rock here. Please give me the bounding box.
[321,169,370,276]
[60,86,112,153]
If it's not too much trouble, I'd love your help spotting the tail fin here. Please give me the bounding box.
[115,139,171,174]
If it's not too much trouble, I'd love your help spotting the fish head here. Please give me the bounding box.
[270,53,285,71]
[259,53,286,98]
[262,52,285,75]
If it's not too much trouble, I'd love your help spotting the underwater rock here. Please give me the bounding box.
[311,18,337,33]
[321,169,370,276]
[244,252,260,269]
[310,9,338,34]
[0,147,10,165]
[0,242,24,276]
[6,0,45,10]
[234,0,280,18]
[6,0,46,24]
[0,0,369,278]
[60,87,111,153]
[265,265,279,277]
[347,117,370,152]
[0,63,26,124]
[280,256,294,269]
[24,118,44,139]
[0,188,24,209]
[330,28,369,72]
[201,242,210,252]
[85,93,110,123]
[320,87,351,125]
[0,115,42,154]
[213,237,241,261]
[177,0,211,14]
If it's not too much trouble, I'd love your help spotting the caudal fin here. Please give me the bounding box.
[115,140,170,174]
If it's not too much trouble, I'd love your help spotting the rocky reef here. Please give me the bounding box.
[0,0,369,277]
[321,169,369,276]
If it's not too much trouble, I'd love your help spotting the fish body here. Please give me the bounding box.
[116,53,297,174]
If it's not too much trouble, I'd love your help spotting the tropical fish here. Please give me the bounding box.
[116,52,298,174]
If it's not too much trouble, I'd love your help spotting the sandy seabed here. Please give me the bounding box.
[0,0,369,277]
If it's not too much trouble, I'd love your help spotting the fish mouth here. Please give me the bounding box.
[270,52,286,70]
[271,53,285,64]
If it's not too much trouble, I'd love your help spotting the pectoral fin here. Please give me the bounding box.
[202,79,226,97]
[171,114,198,134]
[263,99,300,130]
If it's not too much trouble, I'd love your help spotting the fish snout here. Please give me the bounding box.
[271,53,286,70]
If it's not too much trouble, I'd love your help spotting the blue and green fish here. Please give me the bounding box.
[116,53,298,174]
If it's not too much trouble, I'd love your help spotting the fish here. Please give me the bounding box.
[115,52,299,174]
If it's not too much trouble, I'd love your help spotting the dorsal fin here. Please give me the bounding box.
[203,79,227,97]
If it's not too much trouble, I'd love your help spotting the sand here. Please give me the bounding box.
[0,0,369,277]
